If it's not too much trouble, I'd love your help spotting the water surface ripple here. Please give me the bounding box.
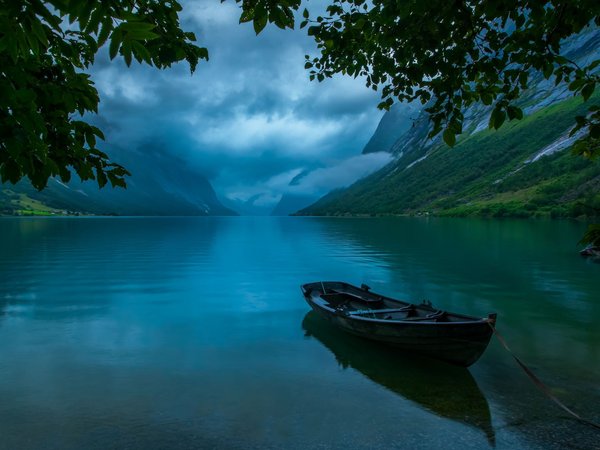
[0,216,598,449]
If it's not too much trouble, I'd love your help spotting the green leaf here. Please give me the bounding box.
[588,59,600,71]
[581,82,595,102]
[271,7,290,29]
[132,41,153,65]
[85,129,96,147]
[239,9,253,23]
[122,40,132,66]
[90,126,105,141]
[107,171,127,188]
[121,22,157,32]
[96,169,108,188]
[507,106,523,120]
[489,108,506,130]
[481,93,493,105]
[443,128,456,146]
[253,5,268,35]
[197,47,209,60]
[86,5,104,33]
[568,78,585,92]
[30,18,48,46]
[109,29,122,59]
[253,14,268,34]
[97,17,112,47]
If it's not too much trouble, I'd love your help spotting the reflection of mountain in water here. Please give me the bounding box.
[302,311,495,445]
[0,217,225,322]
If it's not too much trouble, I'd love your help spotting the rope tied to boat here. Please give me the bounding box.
[489,323,600,430]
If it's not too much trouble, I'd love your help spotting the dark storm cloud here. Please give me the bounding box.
[89,0,386,210]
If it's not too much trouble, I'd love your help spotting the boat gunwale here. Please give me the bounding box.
[302,281,495,326]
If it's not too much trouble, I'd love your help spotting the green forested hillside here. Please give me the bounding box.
[298,95,600,219]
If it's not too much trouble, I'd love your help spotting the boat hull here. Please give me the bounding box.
[302,282,494,367]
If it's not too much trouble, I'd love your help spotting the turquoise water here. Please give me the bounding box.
[0,216,598,449]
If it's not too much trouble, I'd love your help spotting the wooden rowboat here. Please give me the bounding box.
[301,281,496,367]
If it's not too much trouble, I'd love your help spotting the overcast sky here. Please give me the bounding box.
[89,0,390,210]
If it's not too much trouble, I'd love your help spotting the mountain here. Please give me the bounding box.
[221,194,274,216]
[298,29,600,219]
[361,101,422,154]
[270,193,319,216]
[0,144,236,216]
[267,169,321,216]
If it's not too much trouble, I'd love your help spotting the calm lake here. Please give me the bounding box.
[0,216,598,449]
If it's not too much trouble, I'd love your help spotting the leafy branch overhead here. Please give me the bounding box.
[1,1,600,192]
[299,0,600,151]
[0,0,207,190]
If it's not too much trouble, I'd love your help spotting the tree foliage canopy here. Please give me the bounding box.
[300,0,600,149]
[0,0,599,191]
[0,0,207,189]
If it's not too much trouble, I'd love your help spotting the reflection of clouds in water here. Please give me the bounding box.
[0,217,598,449]
[0,293,37,320]
[239,291,269,312]
[3,293,37,300]
[76,319,146,357]
[0,218,223,322]
[530,267,589,311]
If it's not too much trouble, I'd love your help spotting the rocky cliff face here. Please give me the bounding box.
[361,102,423,155]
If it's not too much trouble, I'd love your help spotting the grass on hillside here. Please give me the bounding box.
[0,190,65,216]
[300,93,600,220]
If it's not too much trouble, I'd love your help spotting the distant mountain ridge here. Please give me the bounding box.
[1,144,236,216]
[298,28,600,219]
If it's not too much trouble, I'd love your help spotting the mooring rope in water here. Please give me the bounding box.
[489,323,600,430]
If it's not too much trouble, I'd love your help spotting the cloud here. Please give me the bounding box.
[88,0,387,213]
[194,112,345,156]
[222,152,393,208]
[287,152,394,196]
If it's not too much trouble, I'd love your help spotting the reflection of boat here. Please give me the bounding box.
[302,311,495,445]
[301,281,496,367]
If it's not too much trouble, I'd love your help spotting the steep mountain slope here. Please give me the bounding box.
[298,29,600,219]
[270,193,319,216]
[1,144,236,216]
[298,94,600,218]
[361,102,422,154]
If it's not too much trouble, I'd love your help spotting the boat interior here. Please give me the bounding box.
[311,283,479,323]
